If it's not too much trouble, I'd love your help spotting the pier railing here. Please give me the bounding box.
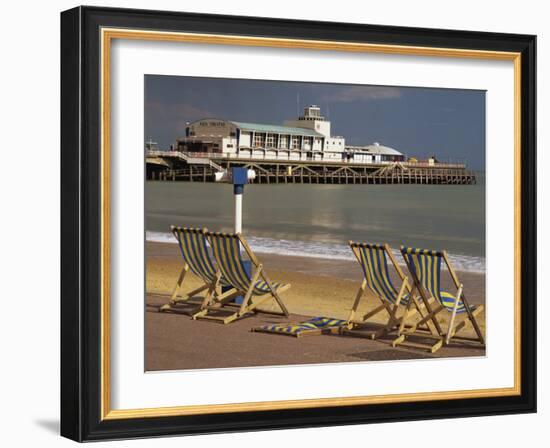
[146,150,467,169]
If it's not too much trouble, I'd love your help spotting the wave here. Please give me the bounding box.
[146,231,485,274]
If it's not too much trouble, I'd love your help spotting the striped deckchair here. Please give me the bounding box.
[343,242,433,339]
[252,316,348,338]
[159,226,238,314]
[394,246,485,353]
[193,231,290,324]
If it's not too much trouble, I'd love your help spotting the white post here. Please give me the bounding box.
[234,192,242,234]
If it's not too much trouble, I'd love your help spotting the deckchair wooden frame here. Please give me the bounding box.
[159,226,238,315]
[194,232,290,324]
[393,247,485,353]
[344,242,434,340]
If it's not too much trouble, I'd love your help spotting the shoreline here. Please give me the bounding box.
[146,232,487,276]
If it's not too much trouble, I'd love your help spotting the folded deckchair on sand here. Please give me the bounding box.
[342,242,433,339]
[159,226,238,314]
[252,316,347,338]
[394,246,485,353]
[192,231,291,324]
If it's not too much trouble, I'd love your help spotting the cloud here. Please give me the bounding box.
[145,101,217,143]
[320,86,402,103]
[146,101,213,121]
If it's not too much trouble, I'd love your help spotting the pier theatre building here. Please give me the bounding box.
[178,105,405,164]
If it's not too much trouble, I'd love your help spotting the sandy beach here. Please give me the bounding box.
[145,241,486,371]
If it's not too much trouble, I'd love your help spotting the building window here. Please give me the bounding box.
[253,133,265,147]
[266,133,275,148]
[279,135,288,149]
[291,135,301,149]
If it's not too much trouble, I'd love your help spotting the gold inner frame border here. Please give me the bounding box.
[99,28,522,420]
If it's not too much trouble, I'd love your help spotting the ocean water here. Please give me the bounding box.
[145,179,485,273]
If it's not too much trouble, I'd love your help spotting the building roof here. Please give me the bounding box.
[346,142,403,156]
[229,121,324,137]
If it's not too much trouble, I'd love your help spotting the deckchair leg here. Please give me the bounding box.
[418,297,444,336]
[396,290,415,336]
[197,272,222,314]
[360,303,389,322]
[442,251,485,345]
[241,294,275,315]
[393,302,434,335]
[392,335,405,347]
[393,334,444,353]
[345,300,392,339]
[406,304,444,335]
[195,276,289,324]
[199,266,268,323]
[374,281,435,340]
[368,301,394,336]
[431,339,444,353]
[464,303,485,345]
[445,285,463,344]
[347,280,367,325]
[174,284,209,303]
[380,279,409,334]
[412,297,438,335]
[259,269,290,317]
[269,288,290,317]
[446,305,485,345]
[345,279,400,338]
[392,286,445,351]
[169,265,189,303]
[160,284,210,313]
[236,267,262,318]
[192,289,241,319]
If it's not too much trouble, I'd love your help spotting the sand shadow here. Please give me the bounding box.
[146,297,205,314]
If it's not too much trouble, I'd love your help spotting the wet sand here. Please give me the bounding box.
[145,241,486,371]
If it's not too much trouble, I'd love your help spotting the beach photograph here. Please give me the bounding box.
[144,75,486,371]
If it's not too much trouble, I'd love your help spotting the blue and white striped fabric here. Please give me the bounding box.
[352,243,410,305]
[207,232,285,296]
[400,246,467,313]
[171,226,229,287]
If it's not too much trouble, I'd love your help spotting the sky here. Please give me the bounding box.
[145,75,486,170]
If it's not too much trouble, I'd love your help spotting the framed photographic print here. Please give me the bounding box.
[60,6,536,442]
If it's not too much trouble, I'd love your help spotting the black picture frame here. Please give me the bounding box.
[61,6,536,442]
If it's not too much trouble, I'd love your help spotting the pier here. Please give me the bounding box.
[146,151,477,185]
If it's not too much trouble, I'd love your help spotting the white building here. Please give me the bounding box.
[283,105,345,160]
[346,142,405,163]
[177,105,403,163]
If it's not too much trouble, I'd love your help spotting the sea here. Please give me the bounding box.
[145,177,486,273]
